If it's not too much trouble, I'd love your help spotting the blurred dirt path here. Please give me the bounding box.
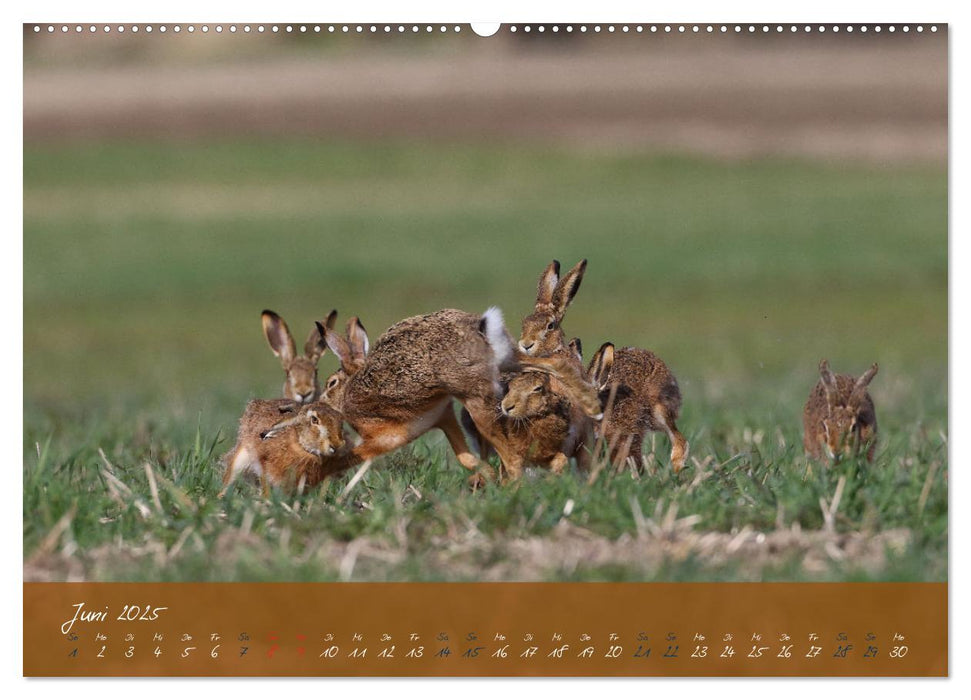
[24,35,947,162]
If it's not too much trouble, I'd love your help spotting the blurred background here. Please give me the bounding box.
[24,25,947,442]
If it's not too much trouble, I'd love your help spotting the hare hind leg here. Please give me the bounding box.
[460,406,495,462]
[218,446,259,498]
[462,397,525,483]
[652,403,688,473]
[435,403,481,471]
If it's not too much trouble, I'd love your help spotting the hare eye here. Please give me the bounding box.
[533,385,543,393]
[327,377,339,388]
[310,414,319,425]
[546,321,555,331]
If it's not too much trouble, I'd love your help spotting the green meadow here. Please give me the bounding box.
[23,139,947,581]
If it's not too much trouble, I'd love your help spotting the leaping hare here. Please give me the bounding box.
[803,360,879,462]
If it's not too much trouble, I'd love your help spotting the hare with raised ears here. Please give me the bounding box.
[519,259,587,368]
[264,307,601,483]
[319,315,370,411]
[262,309,337,404]
[803,360,879,462]
[220,399,346,497]
[588,342,689,473]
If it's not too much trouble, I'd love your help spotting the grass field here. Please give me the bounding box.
[23,139,947,581]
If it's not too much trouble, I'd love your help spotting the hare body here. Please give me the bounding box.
[317,308,513,474]
[489,368,593,475]
[588,344,688,472]
[461,338,597,473]
[803,360,878,462]
[220,399,346,496]
[262,309,337,404]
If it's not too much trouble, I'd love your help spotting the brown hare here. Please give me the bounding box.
[803,360,879,462]
[479,364,603,478]
[220,399,346,496]
[319,315,370,411]
[263,307,601,483]
[519,259,588,370]
[588,342,689,473]
[262,309,337,404]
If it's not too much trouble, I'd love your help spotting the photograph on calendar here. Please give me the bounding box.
[23,23,946,593]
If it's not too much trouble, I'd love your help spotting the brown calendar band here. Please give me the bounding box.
[24,582,946,677]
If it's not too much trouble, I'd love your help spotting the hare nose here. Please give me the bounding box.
[297,391,313,403]
[502,403,515,416]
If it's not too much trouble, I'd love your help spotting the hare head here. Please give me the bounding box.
[262,309,337,404]
[512,354,604,420]
[818,360,879,459]
[519,259,587,357]
[500,369,557,419]
[260,402,346,457]
[319,316,370,411]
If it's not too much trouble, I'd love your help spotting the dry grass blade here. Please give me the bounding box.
[166,525,195,561]
[143,462,163,514]
[339,539,366,581]
[629,496,648,539]
[152,471,196,514]
[338,459,372,504]
[31,504,77,557]
[100,467,152,519]
[97,447,116,474]
[819,475,847,533]
[917,461,940,517]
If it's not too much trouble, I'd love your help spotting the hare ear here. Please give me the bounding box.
[850,363,879,405]
[262,310,296,367]
[347,317,370,359]
[322,324,353,371]
[323,309,338,331]
[818,359,837,403]
[550,259,587,320]
[590,342,615,388]
[535,260,561,308]
[568,337,583,363]
[260,413,303,440]
[304,322,329,363]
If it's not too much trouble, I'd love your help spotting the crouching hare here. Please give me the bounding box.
[220,399,346,496]
[587,342,689,473]
[803,360,879,462]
